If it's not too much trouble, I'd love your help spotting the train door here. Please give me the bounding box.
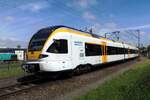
[72,39,85,69]
[123,43,126,60]
[128,48,130,58]
[101,42,107,63]
[79,47,85,64]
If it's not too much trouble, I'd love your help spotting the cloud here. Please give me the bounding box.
[82,11,118,35]
[92,22,118,34]
[77,0,97,8]
[82,11,103,34]
[4,16,14,22]
[69,0,118,36]
[0,37,18,41]
[20,1,49,12]
[116,24,150,31]
[104,22,117,30]
[0,37,27,48]
[109,14,115,18]
[82,11,97,21]
[67,0,97,9]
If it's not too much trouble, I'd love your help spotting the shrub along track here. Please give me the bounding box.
[1,58,142,100]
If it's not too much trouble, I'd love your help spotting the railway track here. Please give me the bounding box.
[0,83,36,98]
[0,75,43,99]
[0,73,59,99]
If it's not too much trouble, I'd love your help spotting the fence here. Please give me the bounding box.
[0,61,25,78]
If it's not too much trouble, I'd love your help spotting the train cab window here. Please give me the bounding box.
[28,28,52,51]
[28,26,62,51]
[47,39,68,54]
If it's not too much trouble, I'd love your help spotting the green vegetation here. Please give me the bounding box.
[0,62,24,78]
[76,59,150,100]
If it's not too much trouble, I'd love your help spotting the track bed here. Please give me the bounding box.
[0,58,142,100]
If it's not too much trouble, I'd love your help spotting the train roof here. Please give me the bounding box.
[40,25,103,38]
[45,25,89,33]
[38,25,138,48]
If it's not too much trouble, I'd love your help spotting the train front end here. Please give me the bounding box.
[22,28,52,73]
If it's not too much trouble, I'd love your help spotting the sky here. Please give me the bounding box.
[0,0,150,48]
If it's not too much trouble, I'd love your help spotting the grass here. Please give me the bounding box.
[75,59,150,100]
[0,62,24,78]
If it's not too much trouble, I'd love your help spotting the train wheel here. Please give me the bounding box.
[61,70,74,78]
[74,66,82,75]
[86,64,92,72]
[66,70,73,78]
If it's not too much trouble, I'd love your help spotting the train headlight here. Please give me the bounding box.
[22,64,27,69]
[21,64,29,72]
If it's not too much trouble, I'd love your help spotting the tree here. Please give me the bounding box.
[17,45,21,49]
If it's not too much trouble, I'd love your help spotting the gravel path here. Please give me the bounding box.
[2,58,143,100]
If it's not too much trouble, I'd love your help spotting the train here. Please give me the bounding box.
[22,25,139,74]
[0,53,17,61]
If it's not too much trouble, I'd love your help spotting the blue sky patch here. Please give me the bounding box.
[0,0,150,48]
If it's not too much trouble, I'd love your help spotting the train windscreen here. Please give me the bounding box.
[28,28,53,51]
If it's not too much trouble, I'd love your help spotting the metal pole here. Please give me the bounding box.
[113,31,120,41]
[148,45,150,59]
[137,29,140,48]
[137,29,141,60]
[105,33,107,38]
[117,31,120,41]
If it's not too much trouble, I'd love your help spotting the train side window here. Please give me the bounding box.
[85,43,102,56]
[107,46,125,55]
[47,39,68,54]
[120,48,125,54]
[130,49,138,54]
[107,46,111,55]
[107,46,117,55]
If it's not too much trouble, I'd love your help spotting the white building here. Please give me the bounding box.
[15,50,26,61]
